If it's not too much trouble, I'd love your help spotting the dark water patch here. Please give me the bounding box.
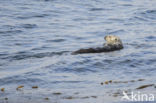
[145,36,156,42]
[146,36,155,39]
[146,10,156,14]
[46,39,65,43]
[124,22,136,25]
[2,51,69,61]
[142,51,155,55]
[53,66,98,73]
[137,9,156,20]
[0,30,23,34]
[108,18,125,22]
[141,10,156,15]
[20,24,38,29]
[75,37,84,40]
[0,53,9,64]
[16,13,50,19]
[103,59,113,64]
[72,17,94,22]
[71,59,91,65]
[31,46,52,51]
[133,16,149,22]
[0,53,8,57]
[74,67,98,73]
[34,14,50,18]
[93,61,105,67]
[18,6,30,10]
[144,58,156,65]
[121,4,133,7]
[1,25,16,29]
[0,76,46,86]
[118,59,132,64]
[89,8,111,11]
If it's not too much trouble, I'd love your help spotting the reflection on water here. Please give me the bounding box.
[0,0,156,103]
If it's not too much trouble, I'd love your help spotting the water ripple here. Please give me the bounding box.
[20,24,38,29]
[1,51,69,61]
[16,13,50,19]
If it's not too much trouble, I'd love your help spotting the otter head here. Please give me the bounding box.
[104,35,122,45]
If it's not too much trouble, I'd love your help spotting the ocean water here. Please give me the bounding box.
[0,0,156,103]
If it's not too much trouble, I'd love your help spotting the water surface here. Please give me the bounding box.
[0,0,156,103]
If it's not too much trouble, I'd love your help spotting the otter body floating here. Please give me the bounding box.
[72,35,123,54]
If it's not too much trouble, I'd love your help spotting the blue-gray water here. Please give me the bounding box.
[0,0,156,103]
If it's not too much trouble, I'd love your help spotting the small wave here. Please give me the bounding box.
[145,36,156,41]
[138,9,156,20]
[53,66,98,73]
[20,24,38,29]
[89,8,111,11]
[121,4,133,7]
[0,76,46,85]
[133,16,149,21]
[108,18,125,22]
[46,39,65,43]
[0,53,8,57]
[141,10,156,14]
[17,13,50,19]
[108,29,125,34]
[0,30,23,34]
[2,51,69,61]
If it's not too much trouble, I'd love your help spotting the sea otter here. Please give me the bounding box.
[72,35,123,54]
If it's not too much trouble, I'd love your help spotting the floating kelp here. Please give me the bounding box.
[16,85,24,90]
[101,79,145,85]
[53,92,62,95]
[32,86,38,89]
[136,84,155,89]
[91,96,97,98]
[44,97,49,100]
[80,96,89,99]
[1,88,5,92]
[101,80,112,85]
[63,96,75,99]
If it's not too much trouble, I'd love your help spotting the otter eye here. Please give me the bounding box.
[115,38,117,41]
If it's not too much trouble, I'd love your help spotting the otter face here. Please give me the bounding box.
[104,35,122,45]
